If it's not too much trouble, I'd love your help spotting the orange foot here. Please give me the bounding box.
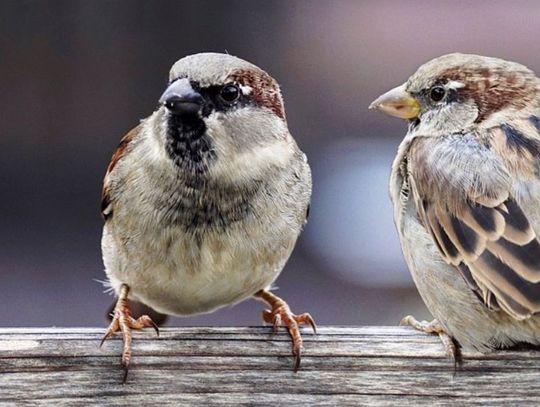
[255,290,317,372]
[100,284,159,383]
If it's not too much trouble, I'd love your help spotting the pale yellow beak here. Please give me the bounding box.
[369,84,421,119]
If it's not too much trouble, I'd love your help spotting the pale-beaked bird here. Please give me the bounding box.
[371,53,540,357]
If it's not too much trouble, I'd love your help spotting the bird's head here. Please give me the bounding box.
[153,53,292,178]
[370,53,539,135]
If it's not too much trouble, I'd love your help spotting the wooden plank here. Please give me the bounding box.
[0,327,539,406]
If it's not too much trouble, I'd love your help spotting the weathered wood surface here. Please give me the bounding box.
[0,326,539,406]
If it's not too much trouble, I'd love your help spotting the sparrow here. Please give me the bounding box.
[370,53,540,357]
[100,53,315,381]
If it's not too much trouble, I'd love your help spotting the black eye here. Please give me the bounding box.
[219,84,241,103]
[429,86,446,102]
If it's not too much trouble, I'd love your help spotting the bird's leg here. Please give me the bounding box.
[100,284,159,383]
[254,289,317,372]
[400,315,461,365]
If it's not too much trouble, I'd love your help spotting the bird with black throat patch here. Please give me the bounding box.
[100,53,315,381]
[370,53,540,359]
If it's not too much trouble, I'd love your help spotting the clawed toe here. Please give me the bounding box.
[296,312,317,335]
[400,315,442,333]
[100,284,159,383]
[256,290,317,372]
[292,343,302,372]
[265,308,313,372]
[400,315,461,365]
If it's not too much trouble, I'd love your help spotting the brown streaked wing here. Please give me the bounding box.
[101,126,139,221]
[423,195,540,319]
[410,127,540,320]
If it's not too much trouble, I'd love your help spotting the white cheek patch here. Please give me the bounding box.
[211,140,293,181]
[236,141,292,169]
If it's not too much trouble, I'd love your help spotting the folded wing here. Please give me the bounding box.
[410,128,540,320]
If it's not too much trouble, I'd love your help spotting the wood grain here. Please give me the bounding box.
[1,327,539,406]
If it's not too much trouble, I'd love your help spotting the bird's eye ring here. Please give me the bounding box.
[429,86,446,102]
[220,84,241,103]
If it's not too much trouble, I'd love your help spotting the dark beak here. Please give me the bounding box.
[159,78,204,117]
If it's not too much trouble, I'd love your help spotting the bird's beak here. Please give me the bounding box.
[369,84,420,119]
[159,78,204,116]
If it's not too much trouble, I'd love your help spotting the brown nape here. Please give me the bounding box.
[229,69,286,120]
[439,67,536,122]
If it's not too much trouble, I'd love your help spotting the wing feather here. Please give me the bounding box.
[409,125,540,320]
[101,126,139,221]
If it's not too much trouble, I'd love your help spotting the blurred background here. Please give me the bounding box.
[2,0,539,327]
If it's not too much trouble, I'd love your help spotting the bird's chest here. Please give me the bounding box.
[104,175,296,315]
[106,217,294,316]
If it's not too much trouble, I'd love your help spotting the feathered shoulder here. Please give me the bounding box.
[101,126,139,221]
